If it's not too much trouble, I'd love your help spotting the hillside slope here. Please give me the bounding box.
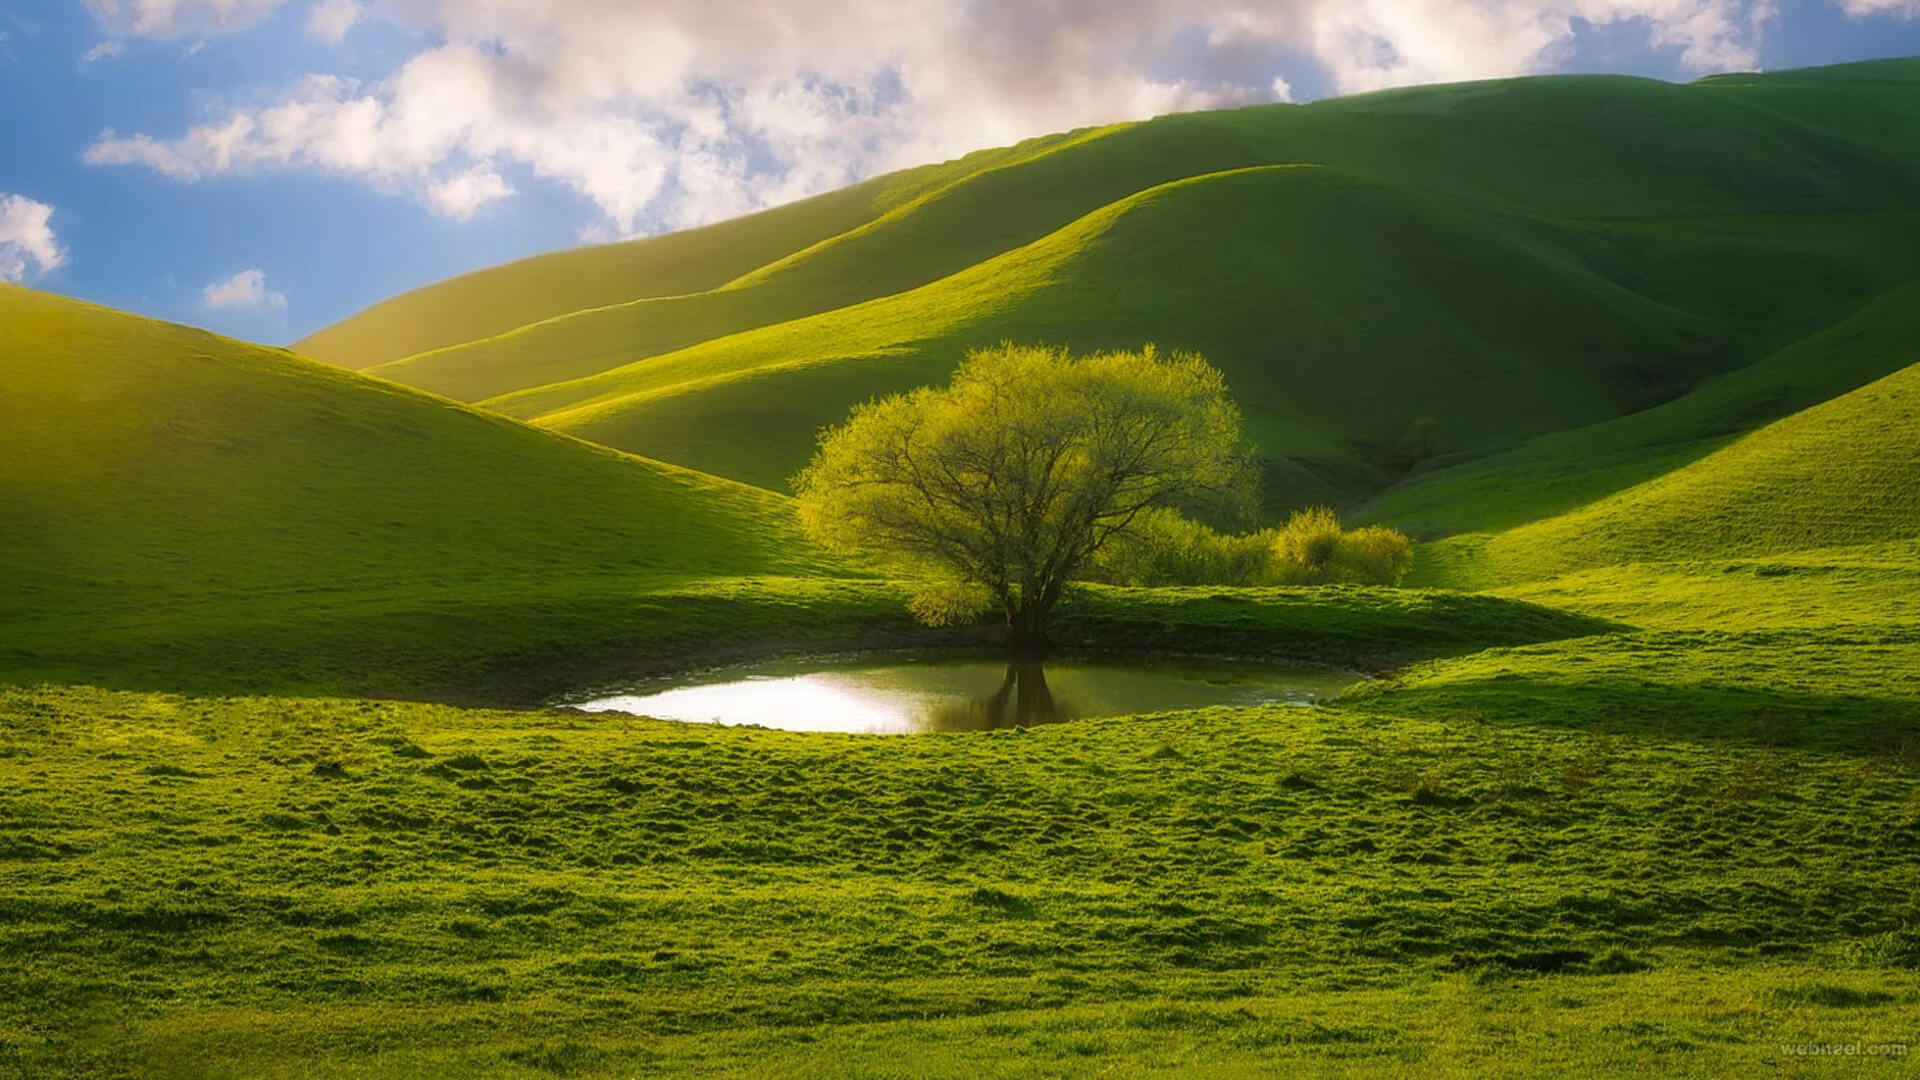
[0,285,839,694]
[484,166,1720,508]
[313,62,1920,516]
[293,130,1095,368]
[1415,357,1920,587]
[352,65,1920,404]
[1359,277,1920,536]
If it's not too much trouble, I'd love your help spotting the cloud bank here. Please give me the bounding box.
[81,0,1912,236]
[0,195,68,284]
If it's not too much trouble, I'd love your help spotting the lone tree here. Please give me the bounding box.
[794,344,1254,647]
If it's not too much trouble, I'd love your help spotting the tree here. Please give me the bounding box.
[794,344,1254,647]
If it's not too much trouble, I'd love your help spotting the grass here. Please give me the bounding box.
[3,647,1915,1077]
[484,165,1714,510]
[297,62,1920,517]
[1408,359,1920,588]
[1358,272,1920,539]
[0,285,850,696]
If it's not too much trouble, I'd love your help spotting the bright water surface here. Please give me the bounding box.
[569,654,1360,734]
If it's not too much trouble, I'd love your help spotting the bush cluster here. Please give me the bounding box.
[1269,507,1416,585]
[1091,507,1413,588]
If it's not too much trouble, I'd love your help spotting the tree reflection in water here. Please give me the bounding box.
[923,658,1080,732]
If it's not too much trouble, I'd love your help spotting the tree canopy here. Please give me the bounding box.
[794,344,1254,644]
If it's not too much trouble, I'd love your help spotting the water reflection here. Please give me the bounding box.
[569,654,1357,735]
[923,658,1078,732]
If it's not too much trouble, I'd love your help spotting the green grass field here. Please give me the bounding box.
[7,58,1920,1079]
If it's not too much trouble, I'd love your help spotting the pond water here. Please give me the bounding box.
[567,654,1360,734]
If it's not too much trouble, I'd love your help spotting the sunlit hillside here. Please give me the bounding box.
[301,61,1920,517]
[0,285,841,696]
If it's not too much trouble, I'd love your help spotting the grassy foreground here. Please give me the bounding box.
[4,625,1916,1078]
[5,527,1919,1077]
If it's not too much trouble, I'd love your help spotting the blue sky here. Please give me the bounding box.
[4,0,1919,347]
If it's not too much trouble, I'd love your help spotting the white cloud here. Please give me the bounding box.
[426,164,514,218]
[85,0,287,37]
[305,0,360,43]
[202,268,287,311]
[0,194,67,284]
[77,0,1914,236]
[1839,0,1920,14]
[80,40,125,67]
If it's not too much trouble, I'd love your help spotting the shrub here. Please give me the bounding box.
[1091,507,1414,588]
[1087,508,1271,587]
[1339,524,1417,584]
[1270,507,1345,583]
[1270,508,1414,585]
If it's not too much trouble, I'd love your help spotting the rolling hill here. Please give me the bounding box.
[299,61,1920,516]
[485,165,1717,507]
[0,284,844,695]
[1411,356,1920,588]
[292,128,1100,369]
[1358,277,1920,537]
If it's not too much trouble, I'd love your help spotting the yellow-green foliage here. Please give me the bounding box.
[1087,508,1273,587]
[794,345,1253,630]
[1271,508,1415,586]
[1089,508,1414,588]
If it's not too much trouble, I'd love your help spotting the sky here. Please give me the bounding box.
[3,0,1919,345]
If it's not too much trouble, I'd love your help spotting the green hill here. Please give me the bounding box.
[0,285,842,695]
[1414,357,1920,587]
[362,68,1920,406]
[292,130,1098,369]
[308,62,1920,514]
[13,61,1920,1080]
[1358,277,1920,537]
[483,165,1718,508]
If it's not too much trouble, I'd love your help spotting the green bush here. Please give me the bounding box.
[1088,508,1272,587]
[1090,507,1413,587]
[1271,508,1414,585]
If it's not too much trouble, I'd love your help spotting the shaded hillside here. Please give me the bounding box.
[1360,277,1920,536]
[1412,358,1920,587]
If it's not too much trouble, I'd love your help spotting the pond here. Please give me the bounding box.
[566,653,1360,734]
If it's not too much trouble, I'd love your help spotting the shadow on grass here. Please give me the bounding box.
[2,581,1622,707]
[1363,676,1920,757]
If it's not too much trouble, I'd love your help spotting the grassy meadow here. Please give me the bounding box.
[7,58,1920,1078]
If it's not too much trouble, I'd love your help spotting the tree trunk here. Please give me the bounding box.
[1005,576,1058,653]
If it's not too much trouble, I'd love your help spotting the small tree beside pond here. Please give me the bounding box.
[793,344,1255,647]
